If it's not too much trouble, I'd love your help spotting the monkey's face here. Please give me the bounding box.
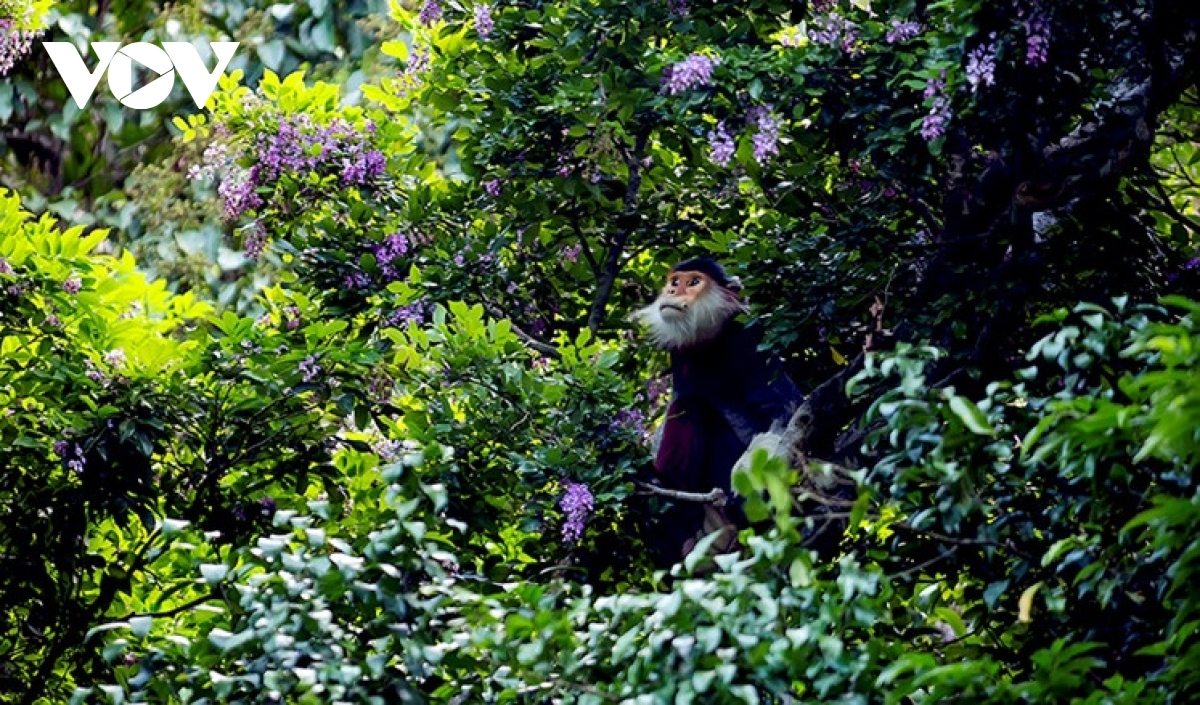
[657,270,712,320]
[633,270,744,350]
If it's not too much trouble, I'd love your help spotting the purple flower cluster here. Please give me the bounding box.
[886,19,922,44]
[54,440,86,474]
[559,481,594,543]
[1024,10,1050,66]
[965,39,997,92]
[373,437,403,462]
[660,54,721,95]
[83,359,106,384]
[187,142,232,181]
[394,45,431,100]
[374,232,411,283]
[707,121,736,167]
[200,115,386,224]
[218,167,263,221]
[255,116,385,186]
[243,223,268,258]
[667,0,688,18]
[778,27,804,48]
[0,19,39,76]
[0,257,13,275]
[342,150,386,185]
[562,243,582,262]
[418,0,442,26]
[299,355,321,383]
[921,72,951,141]
[484,178,503,197]
[103,349,127,368]
[811,0,836,11]
[646,376,670,405]
[62,275,82,295]
[809,13,858,52]
[748,106,780,164]
[283,305,301,330]
[385,303,426,327]
[344,271,372,290]
[474,4,494,38]
[611,408,647,436]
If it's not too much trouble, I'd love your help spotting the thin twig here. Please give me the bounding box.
[635,482,727,507]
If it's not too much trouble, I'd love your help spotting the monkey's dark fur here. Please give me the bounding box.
[638,258,804,561]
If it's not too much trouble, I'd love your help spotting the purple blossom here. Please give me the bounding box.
[646,377,669,405]
[965,39,998,92]
[667,0,688,17]
[103,349,127,368]
[748,106,780,164]
[373,438,403,461]
[344,271,372,290]
[661,54,721,95]
[218,167,263,220]
[707,121,736,167]
[779,27,805,48]
[886,19,922,44]
[1024,10,1051,66]
[562,244,582,262]
[559,481,594,543]
[809,13,857,51]
[611,409,647,436]
[243,223,268,259]
[284,306,301,330]
[84,359,106,384]
[62,275,82,296]
[418,0,442,26]
[253,116,384,186]
[1184,257,1200,271]
[532,356,551,372]
[0,257,12,275]
[188,142,232,181]
[64,443,86,475]
[299,355,321,383]
[256,120,317,180]
[44,314,60,328]
[0,19,40,76]
[386,303,426,327]
[811,0,835,11]
[554,152,574,178]
[53,440,70,457]
[474,4,494,38]
[484,178,503,197]
[374,232,411,283]
[920,73,951,142]
[341,149,387,185]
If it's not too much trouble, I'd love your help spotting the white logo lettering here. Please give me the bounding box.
[43,41,239,110]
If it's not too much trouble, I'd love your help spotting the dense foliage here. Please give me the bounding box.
[1,0,1199,702]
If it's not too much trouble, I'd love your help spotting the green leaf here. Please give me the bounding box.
[948,395,995,435]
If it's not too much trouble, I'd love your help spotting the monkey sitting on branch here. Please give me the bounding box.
[633,257,805,562]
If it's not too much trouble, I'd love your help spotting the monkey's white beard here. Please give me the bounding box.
[633,289,744,350]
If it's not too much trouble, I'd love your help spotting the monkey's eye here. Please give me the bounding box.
[689,277,701,287]
[669,277,679,287]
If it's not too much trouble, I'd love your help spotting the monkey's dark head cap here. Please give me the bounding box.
[671,256,731,288]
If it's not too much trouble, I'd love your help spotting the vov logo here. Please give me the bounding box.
[43,42,239,110]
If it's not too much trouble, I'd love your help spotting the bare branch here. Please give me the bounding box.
[635,482,728,507]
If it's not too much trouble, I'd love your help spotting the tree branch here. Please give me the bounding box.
[635,482,727,507]
[586,118,653,334]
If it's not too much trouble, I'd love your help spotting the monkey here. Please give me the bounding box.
[633,257,804,561]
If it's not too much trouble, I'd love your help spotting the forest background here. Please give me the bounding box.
[2,0,1200,702]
